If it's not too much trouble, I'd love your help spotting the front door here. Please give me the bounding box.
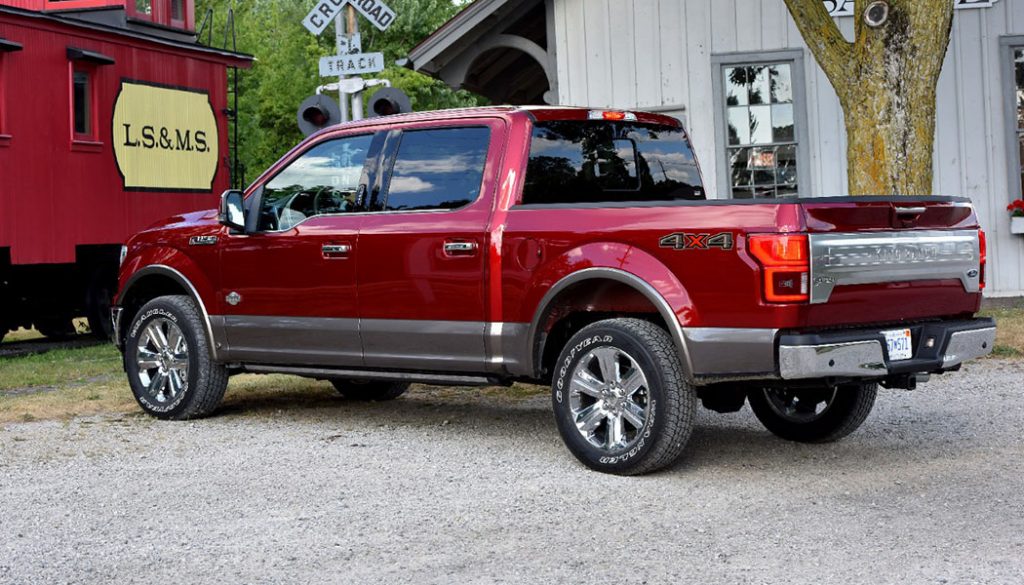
[218,132,379,366]
[357,121,503,372]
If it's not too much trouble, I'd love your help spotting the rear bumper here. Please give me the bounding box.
[777,318,996,380]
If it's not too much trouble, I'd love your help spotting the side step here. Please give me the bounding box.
[241,364,506,387]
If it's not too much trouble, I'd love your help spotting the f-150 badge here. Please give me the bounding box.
[659,232,734,251]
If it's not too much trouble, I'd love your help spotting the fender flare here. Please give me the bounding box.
[527,267,695,380]
[117,264,220,361]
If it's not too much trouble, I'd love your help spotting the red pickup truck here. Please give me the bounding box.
[112,106,995,475]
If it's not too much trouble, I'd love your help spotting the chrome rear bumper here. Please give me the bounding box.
[778,319,996,380]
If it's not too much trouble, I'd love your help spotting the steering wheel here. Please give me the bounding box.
[312,187,352,215]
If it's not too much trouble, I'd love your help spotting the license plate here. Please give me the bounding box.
[883,328,913,361]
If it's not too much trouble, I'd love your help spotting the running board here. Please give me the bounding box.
[241,364,504,387]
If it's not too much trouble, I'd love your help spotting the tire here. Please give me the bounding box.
[124,295,228,420]
[331,379,409,401]
[551,318,697,476]
[747,383,878,443]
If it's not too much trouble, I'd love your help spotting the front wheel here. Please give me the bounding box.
[551,318,697,476]
[747,384,878,443]
[124,295,228,420]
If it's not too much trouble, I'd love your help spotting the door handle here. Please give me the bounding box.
[322,244,352,258]
[443,241,478,256]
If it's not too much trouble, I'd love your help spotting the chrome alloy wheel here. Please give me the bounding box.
[135,318,190,404]
[568,346,651,452]
[762,387,838,423]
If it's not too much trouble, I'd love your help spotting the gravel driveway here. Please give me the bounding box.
[1,359,1022,585]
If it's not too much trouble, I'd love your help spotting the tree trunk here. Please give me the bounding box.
[784,0,954,195]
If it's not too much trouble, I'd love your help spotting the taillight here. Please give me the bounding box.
[748,234,810,303]
[979,229,987,290]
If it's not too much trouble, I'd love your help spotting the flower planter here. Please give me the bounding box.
[1013,217,1024,235]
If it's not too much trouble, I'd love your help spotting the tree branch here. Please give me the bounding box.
[784,0,853,89]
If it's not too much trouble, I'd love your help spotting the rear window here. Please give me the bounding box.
[522,121,705,205]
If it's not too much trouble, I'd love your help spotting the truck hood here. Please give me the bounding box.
[128,208,220,247]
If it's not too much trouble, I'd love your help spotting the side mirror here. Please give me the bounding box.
[219,190,246,231]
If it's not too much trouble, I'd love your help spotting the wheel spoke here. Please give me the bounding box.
[594,347,620,384]
[170,354,189,370]
[622,400,646,430]
[146,322,169,351]
[606,414,624,449]
[621,368,645,396]
[136,348,161,370]
[571,371,603,398]
[167,327,184,354]
[168,369,183,397]
[148,370,166,396]
[575,403,605,433]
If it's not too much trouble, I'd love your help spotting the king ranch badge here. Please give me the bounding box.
[112,80,220,192]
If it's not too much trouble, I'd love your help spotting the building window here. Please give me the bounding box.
[171,0,185,22]
[71,67,96,142]
[713,53,807,199]
[1012,48,1024,199]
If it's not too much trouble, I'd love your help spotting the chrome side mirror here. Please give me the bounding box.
[219,190,246,231]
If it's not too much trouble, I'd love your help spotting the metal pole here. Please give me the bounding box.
[336,12,349,123]
[348,6,364,121]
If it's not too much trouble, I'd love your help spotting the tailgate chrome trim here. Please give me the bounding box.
[809,230,981,304]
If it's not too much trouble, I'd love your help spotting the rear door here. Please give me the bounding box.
[357,119,505,372]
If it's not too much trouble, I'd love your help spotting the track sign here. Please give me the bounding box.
[348,0,396,31]
[319,52,385,77]
[297,94,342,136]
[303,0,348,35]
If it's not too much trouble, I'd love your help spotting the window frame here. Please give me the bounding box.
[69,63,99,146]
[253,131,380,232]
[999,35,1024,209]
[711,50,811,199]
[376,124,494,215]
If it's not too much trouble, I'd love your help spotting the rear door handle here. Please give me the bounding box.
[322,244,352,259]
[443,241,478,256]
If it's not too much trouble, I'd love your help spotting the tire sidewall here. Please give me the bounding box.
[124,301,200,419]
[551,325,668,474]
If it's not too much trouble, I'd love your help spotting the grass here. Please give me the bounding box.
[0,307,1020,425]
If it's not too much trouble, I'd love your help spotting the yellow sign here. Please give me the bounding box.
[112,80,219,192]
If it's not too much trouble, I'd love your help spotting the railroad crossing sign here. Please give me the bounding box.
[319,52,385,77]
[303,0,395,35]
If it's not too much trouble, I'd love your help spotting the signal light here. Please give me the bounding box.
[979,229,987,290]
[748,234,810,303]
[302,105,329,127]
[588,110,638,122]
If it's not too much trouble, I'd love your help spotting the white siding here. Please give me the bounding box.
[551,0,1024,296]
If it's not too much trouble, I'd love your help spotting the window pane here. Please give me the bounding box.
[770,64,793,104]
[728,107,750,145]
[523,121,705,204]
[729,148,751,187]
[725,67,748,106]
[385,127,490,212]
[732,188,754,199]
[750,147,777,186]
[749,66,770,105]
[135,0,152,16]
[171,0,185,20]
[777,144,798,185]
[749,105,772,144]
[1017,50,1024,129]
[772,104,795,142]
[73,71,89,136]
[259,134,374,231]
[777,185,799,198]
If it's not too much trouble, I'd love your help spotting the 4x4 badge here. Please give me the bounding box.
[659,232,734,251]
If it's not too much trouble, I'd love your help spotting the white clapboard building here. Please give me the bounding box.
[409,0,1024,297]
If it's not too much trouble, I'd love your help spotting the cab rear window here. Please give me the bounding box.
[522,121,705,205]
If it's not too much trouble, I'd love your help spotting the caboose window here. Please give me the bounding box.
[171,0,185,21]
[72,69,91,138]
[135,0,153,16]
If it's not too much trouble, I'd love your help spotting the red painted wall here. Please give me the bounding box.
[0,8,241,265]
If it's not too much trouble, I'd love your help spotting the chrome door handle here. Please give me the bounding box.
[443,241,478,255]
[322,244,352,258]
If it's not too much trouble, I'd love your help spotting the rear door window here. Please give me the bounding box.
[522,121,705,205]
[381,127,491,212]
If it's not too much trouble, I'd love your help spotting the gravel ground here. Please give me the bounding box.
[1,359,1022,585]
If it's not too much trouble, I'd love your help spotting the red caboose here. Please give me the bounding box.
[0,0,250,340]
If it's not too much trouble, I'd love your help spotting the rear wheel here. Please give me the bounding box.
[551,318,697,476]
[124,295,228,420]
[747,384,878,443]
[331,379,409,401]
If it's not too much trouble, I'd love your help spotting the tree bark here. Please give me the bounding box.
[784,0,954,195]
